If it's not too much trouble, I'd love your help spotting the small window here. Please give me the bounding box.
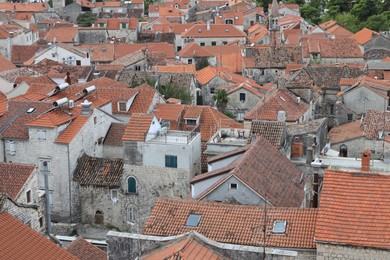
[200,42,205,46]
[347,114,353,121]
[186,214,201,227]
[118,101,127,112]
[76,60,81,66]
[177,46,182,52]
[95,210,104,225]
[39,217,43,228]
[272,220,287,234]
[127,176,137,193]
[99,23,105,27]
[210,87,215,94]
[127,205,137,223]
[165,155,177,168]
[239,93,246,102]
[211,41,216,46]
[121,22,127,29]
[135,65,141,71]
[5,140,16,155]
[230,183,237,189]
[223,41,228,45]
[26,190,31,203]
[188,58,193,64]
[186,119,197,125]
[110,189,118,202]
[37,129,46,142]
[94,116,97,125]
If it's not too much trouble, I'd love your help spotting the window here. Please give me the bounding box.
[186,119,197,125]
[340,144,348,157]
[188,58,193,64]
[225,19,233,24]
[110,189,118,202]
[121,22,127,29]
[210,87,215,94]
[135,65,141,71]
[127,205,137,223]
[99,23,105,27]
[26,190,31,203]
[200,42,205,46]
[272,220,287,234]
[95,210,104,224]
[94,116,97,125]
[246,69,253,77]
[37,129,46,142]
[347,114,353,121]
[39,217,43,228]
[330,104,334,114]
[230,183,237,189]
[5,140,16,155]
[223,41,228,45]
[186,214,201,227]
[165,155,177,168]
[177,46,182,52]
[127,176,137,193]
[211,41,216,46]
[239,93,246,102]
[118,101,127,112]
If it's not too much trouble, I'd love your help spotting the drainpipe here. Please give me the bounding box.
[67,144,72,224]
[43,161,51,235]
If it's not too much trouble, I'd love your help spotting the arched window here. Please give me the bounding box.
[95,210,104,224]
[127,205,138,223]
[340,144,348,157]
[127,176,137,193]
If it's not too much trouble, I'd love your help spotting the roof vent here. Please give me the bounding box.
[81,100,93,116]
[83,85,96,95]
[225,28,229,32]
[27,108,35,114]
[53,97,69,107]
[55,82,70,92]
[235,16,238,20]
[198,28,202,33]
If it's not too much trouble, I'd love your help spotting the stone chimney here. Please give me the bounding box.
[361,148,371,172]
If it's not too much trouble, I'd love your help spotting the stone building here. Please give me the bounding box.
[364,34,390,62]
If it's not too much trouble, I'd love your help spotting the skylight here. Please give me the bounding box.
[185,214,201,227]
[272,220,287,234]
[27,108,35,114]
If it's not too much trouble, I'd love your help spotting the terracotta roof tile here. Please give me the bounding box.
[45,27,78,43]
[316,170,390,249]
[114,43,175,60]
[328,120,364,144]
[73,155,123,187]
[325,24,353,37]
[0,162,35,200]
[245,89,309,122]
[302,38,362,58]
[104,123,126,146]
[66,237,107,260]
[154,103,184,121]
[26,108,78,128]
[0,212,78,259]
[78,44,115,63]
[351,28,378,45]
[55,113,90,144]
[0,2,49,12]
[178,42,213,58]
[144,198,317,249]
[202,45,243,73]
[215,10,244,26]
[122,113,154,141]
[182,24,246,38]
[129,83,156,114]
[363,110,390,139]
[155,64,196,74]
[11,45,44,65]
[250,120,285,147]
[0,54,16,72]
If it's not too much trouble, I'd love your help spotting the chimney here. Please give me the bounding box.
[277,110,286,122]
[251,131,256,143]
[81,100,93,116]
[311,158,322,208]
[206,21,210,31]
[361,148,371,172]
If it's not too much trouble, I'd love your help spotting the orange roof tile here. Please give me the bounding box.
[0,162,35,200]
[0,54,16,72]
[316,170,390,249]
[26,109,77,128]
[45,27,78,43]
[78,44,114,63]
[155,64,196,74]
[122,113,154,141]
[66,237,107,260]
[351,28,378,45]
[302,38,362,58]
[129,83,157,115]
[202,45,243,73]
[214,10,244,26]
[0,212,78,259]
[383,57,390,62]
[319,19,336,30]
[182,24,246,38]
[328,120,364,144]
[95,1,121,7]
[55,113,90,144]
[144,198,317,249]
[114,43,175,60]
[325,24,353,37]
[154,103,184,121]
[159,6,186,17]
[0,2,48,12]
[178,42,213,58]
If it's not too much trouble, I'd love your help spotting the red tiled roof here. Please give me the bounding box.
[0,162,35,200]
[129,83,156,115]
[142,232,226,260]
[154,64,196,74]
[154,103,184,121]
[351,28,378,45]
[66,238,107,260]
[122,113,154,141]
[0,2,48,12]
[182,24,246,38]
[45,27,78,43]
[316,170,390,249]
[0,54,16,72]
[11,45,44,65]
[328,120,364,144]
[78,44,115,63]
[325,24,353,38]
[178,42,213,58]
[202,45,243,73]
[104,123,126,146]
[114,43,175,59]
[0,212,78,259]
[363,110,390,139]
[302,38,362,58]
[55,113,90,144]
[26,109,78,128]
[245,89,309,122]
[144,198,317,249]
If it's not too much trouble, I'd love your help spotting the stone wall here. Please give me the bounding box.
[317,243,390,260]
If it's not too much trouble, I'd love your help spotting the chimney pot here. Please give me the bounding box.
[361,148,371,172]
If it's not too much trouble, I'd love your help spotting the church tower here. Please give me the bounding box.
[269,0,280,45]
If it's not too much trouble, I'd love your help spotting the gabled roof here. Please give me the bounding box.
[218,81,264,97]
[0,54,16,72]
[73,155,123,187]
[104,123,126,146]
[178,42,213,58]
[316,170,390,249]
[0,212,78,259]
[202,45,243,73]
[0,162,35,200]
[142,231,226,260]
[325,24,353,38]
[181,24,246,38]
[153,103,184,121]
[66,237,107,260]
[154,64,196,74]
[196,66,256,86]
[144,198,317,249]
[244,89,309,122]
[351,28,378,45]
[129,83,156,115]
[328,120,364,144]
[122,113,154,141]
[45,27,78,43]
[250,120,285,147]
[302,38,362,58]
[111,49,146,67]
[194,136,305,207]
[78,44,115,63]
[0,2,49,12]
[11,45,44,65]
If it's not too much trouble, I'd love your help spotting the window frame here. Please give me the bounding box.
[118,101,127,112]
[37,129,46,142]
[26,190,32,203]
[5,140,16,155]
[229,183,238,190]
[165,155,178,168]
[239,92,246,102]
[127,205,138,223]
[127,176,137,194]
[110,189,119,202]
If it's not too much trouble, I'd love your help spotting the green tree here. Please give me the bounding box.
[300,5,322,24]
[212,89,229,112]
[335,13,360,33]
[285,0,305,5]
[326,0,353,14]
[364,12,390,32]
[158,83,192,104]
[351,0,381,21]
[76,12,96,27]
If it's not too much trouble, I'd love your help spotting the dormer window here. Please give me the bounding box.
[118,101,127,112]
[225,19,233,24]
[99,23,106,28]
[186,119,197,125]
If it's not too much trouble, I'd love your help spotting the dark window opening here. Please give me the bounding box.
[165,155,177,168]
[240,93,246,102]
[127,177,137,193]
[95,210,104,224]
